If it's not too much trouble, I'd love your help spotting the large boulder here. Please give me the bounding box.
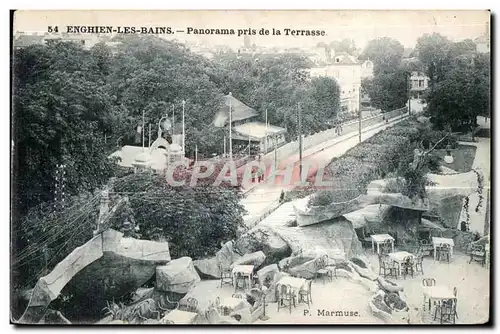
[278,255,315,271]
[349,262,378,281]
[234,226,291,264]
[377,277,404,293]
[232,251,266,269]
[216,241,241,270]
[256,264,279,287]
[156,257,201,294]
[288,258,317,279]
[193,257,220,279]
[271,218,362,261]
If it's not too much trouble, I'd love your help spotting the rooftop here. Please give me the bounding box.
[233,121,286,140]
[213,95,260,127]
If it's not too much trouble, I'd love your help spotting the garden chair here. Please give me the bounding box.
[414,253,424,275]
[298,279,313,308]
[401,256,415,279]
[277,284,296,314]
[422,278,436,286]
[234,272,249,292]
[232,293,244,299]
[179,297,198,313]
[157,293,179,313]
[379,255,399,279]
[419,239,433,257]
[434,298,457,324]
[380,240,393,255]
[469,244,486,266]
[422,278,436,311]
[437,243,451,263]
[314,254,332,284]
[218,263,233,288]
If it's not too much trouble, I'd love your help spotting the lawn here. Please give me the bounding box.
[433,145,477,173]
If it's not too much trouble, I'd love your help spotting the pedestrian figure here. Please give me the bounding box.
[279,190,285,203]
[121,220,139,238]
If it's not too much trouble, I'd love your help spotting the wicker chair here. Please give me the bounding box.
[419,239,434,257]
[298,279,313,308]
[277,284,296,314]
[401,256,415,279]
[179,297,198,313]
[380,240,393,255]
[437,243,451,262]
[219,264,233,288]
[234,272,249,292]
[434,298,457,324]
[469,244,486,266]
[314,254,332,284]
[379,255,399,279]
[422,278,436,311]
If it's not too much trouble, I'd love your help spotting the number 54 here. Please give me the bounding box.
[48,26,59,33]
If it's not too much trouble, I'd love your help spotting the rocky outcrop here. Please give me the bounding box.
[278,255,316,271]
[232,251,266,269]
[377,277,404,293]
[18,229,170,324]
[234,226,291,264]
[256,264,279,287]
[156,257,201,294]
[216,241,241,270]
[343,205,392,229]
[272,219,362,261]
[295,172,481,227]
[193,257,220,279]
[287,259,317,279]
[350,262,378,281]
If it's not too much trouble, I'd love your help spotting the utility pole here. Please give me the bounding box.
[265,108,268,154]
[142,109,145,151]
[172,105,175,135]
[182,100,186,156]
[407,72,412,115]
[228,92,233,160]
[298,102,303,182]
[358,108,362,143]
[148,123,151,147]
[195,144,198,163]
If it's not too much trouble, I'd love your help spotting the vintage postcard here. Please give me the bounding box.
[10,9,491,325]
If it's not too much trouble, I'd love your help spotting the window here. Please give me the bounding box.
[419,80,424,88]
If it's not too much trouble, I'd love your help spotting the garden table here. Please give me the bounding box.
[161,309,198,324]
[232,265,254,289]
[432,237,454,261]
[388,251,415,276]
[277,276,306,292]
[370,234,395,254]
[422,285,455,312]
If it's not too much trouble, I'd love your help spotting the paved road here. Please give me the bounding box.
[241,114,408,224]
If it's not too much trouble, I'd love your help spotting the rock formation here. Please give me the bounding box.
[18,229,170,324]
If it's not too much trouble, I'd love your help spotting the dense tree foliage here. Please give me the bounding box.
[12,36,343,294]
[360,38,408,111]
[416,33,490,130]
[13,42,116,215]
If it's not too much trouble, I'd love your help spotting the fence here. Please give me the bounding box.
[260,107,407,166]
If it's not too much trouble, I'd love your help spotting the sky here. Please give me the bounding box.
[13,10,490,50]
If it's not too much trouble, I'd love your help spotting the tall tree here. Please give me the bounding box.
[360,37,405,74]
[426,56,490,131]
[415,33,452,86]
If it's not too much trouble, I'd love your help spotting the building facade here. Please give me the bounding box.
[409,71,429,99]
[308,53,362,115]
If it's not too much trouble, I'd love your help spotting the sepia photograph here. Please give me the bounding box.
[10,9,491,325]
